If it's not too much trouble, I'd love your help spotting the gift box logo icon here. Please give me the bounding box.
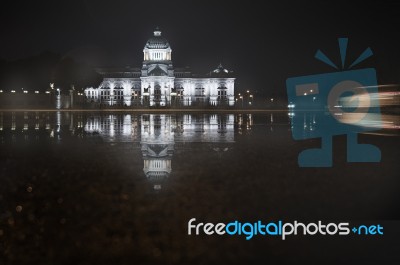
[286,38,382,167]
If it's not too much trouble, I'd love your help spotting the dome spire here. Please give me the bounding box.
[154,27,161,36]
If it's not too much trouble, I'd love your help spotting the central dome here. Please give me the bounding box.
[145,28,170,49]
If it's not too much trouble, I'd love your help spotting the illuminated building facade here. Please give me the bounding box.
[84,28,235,107]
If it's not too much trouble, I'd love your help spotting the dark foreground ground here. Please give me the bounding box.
[0,112,399,264]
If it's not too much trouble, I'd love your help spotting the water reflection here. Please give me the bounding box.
[0,112,237,189]
[1,111,398,187]
[236,114,253,135]
[141,115,174,190]
[1,111,398,141]
[288,110,399,138]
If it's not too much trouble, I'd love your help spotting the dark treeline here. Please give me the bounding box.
[0,51,102,94]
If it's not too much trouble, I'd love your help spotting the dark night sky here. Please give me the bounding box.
[0,0,399,96]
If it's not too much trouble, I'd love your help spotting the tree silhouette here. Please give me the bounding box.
[0,52,102,93]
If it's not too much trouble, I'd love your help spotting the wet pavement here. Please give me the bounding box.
[0,111,399,264]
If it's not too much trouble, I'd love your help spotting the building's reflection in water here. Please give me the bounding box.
[26,112,235,190]
[139,114,234,189]
[141,115,174,190]
[84,114,140,142]
[1,111,398,189]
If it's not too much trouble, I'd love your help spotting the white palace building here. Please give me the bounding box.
[84,28,235,107]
